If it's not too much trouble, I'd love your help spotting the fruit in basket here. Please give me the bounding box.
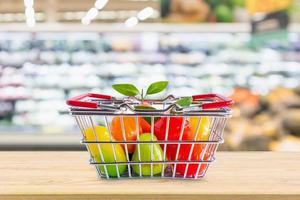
[134,104,158,133]
[189,116,211,140]
[131,133,165,176]
[84,126,126,177]
[110,81,169,153]
[154,117,193,161]
[177,116,212,177]
[154,116,212,177]
[139,117,152,133]
[111,116,143,153]
[176,144,211,177]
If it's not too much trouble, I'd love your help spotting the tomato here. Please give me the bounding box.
[154,117,193,161]
[111,116,142,153]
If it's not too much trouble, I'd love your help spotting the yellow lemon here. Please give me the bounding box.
[189,117,211,140]
[84,126,127,177]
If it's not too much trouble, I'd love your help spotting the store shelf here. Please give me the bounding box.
[1,22,300,33]
[0,22,246,32]
[0,151,300,199]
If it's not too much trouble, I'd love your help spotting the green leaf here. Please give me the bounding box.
[176,97,193,108]
[146,81,168,95]
[112,84,140,96]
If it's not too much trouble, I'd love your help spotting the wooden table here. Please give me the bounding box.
[1,151,299,200]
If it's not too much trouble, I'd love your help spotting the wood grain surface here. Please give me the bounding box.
[0,151,299,200]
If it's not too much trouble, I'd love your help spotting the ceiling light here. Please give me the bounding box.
[86,7,98,19]
[26,18,35,27]
[81,17,91,25]
[82,0,108,25]
[24,0,33,8]
[25,7,35,18]
[137,7,154,20]
[24,0,35,27]
[94,0,109,10]
[125,16,138,27]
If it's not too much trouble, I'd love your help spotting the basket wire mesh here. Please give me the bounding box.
[68,94,232,179]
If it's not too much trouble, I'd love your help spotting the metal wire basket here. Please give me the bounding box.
[67,93,233,179]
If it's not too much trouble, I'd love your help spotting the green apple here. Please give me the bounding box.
[131,133,166,176]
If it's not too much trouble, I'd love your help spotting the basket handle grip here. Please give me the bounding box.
[192,93,234,109]
[66,93,112,108]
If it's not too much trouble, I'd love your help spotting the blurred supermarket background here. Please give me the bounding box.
[1,0,300,151]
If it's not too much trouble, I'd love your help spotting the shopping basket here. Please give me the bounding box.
[67,93,233,179]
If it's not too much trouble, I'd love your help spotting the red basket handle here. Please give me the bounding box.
[66,93,112,108]
[192,93,234,109]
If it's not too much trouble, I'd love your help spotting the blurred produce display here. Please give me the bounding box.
[160,0,300,23]
[224,87,300,151]
[161,0,249,22]
[0,31,300,151]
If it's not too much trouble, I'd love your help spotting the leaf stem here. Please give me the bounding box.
[141,89,144,104]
